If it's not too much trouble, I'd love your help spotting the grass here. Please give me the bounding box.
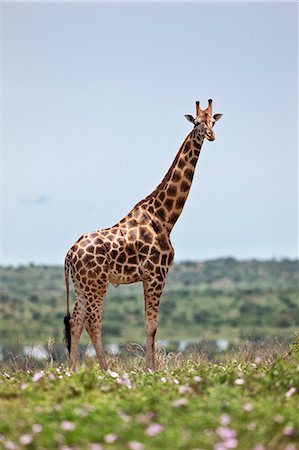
[0,339,299,450]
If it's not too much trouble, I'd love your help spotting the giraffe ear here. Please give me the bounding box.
[213,113,223,122]
[185,114,195,124]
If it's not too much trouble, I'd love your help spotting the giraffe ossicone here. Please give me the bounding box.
[64,99,222,371]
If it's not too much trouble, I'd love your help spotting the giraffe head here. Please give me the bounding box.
[185,99,222,141]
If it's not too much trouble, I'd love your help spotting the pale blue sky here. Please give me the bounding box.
[2,2,298,265]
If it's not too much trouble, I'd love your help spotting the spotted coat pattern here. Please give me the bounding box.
[65,100,222,371]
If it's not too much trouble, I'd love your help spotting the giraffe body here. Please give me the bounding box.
[64,99,222,371]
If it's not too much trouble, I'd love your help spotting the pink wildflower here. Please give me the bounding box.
[117,376,131,387]
[178,385,191,394]
[214,444,227,450]
[104,433,117,443]
[32,371,44,382]
[171,398,188,407]
[128,441,144,450]
[194,375,202,382]
[216,427,236,440]
[220,414,230,426]
[283,426,294,437]
[89,444,103,450]
[19,434,33,445]
[243,402,253,412]
[224,438,238,449]
[286,387,296,398]
[108,370,118,378]
[234,378,244,385]
[118,411,131,423]
[146,423,164,436]
[4,442,17,450]
[32,424,43,433]
[121,374,132,389]
[60,421,75,431]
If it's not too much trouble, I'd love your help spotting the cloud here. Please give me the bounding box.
[19,195,50,206]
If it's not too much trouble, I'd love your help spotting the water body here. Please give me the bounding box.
[0,339,232,362]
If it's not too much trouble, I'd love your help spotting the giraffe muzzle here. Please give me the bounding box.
[206,131,216,141]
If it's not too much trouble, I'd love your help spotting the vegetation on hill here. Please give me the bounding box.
[0,258,298,348]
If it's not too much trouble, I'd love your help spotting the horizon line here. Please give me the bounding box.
[1,256,298,269]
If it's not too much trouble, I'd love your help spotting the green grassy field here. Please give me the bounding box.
[1,339,299,450]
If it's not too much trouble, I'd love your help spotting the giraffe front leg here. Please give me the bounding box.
[143,279,165,371]
[85,317,107,371]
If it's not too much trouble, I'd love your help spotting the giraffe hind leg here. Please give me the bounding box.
[69,291,87,372]
[84,279,109,370]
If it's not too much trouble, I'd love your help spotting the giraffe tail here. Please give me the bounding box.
[63,254,71,354]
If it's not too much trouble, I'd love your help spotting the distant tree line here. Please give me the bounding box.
[0,258,298,347]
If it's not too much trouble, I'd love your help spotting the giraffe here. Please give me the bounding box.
[64,99,222,371]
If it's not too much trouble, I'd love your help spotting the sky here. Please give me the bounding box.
[1,2,298,266]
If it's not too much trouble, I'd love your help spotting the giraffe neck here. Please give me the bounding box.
[141,130,205,233]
